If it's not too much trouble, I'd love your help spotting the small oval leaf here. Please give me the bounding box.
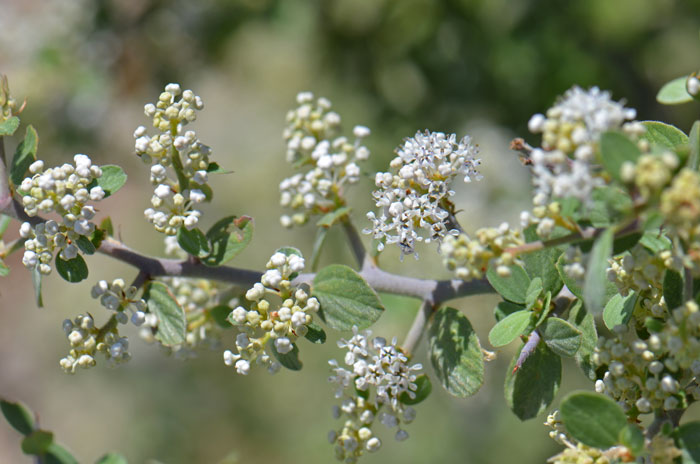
[599,132,641,182]
[583,228,614,313]
[640,121,688,149]
[428,307,484,398]
[603,291,638,330]
[488,310,532,347]
[21,429,54,455]
[657,76,693,105]
[486,264,531,304]
[55,255,88,283]
[270,341,303,371]
[399,374,432,405]
[304,322,327,344]
[90,165,127,198]
[541,317,582,357]
[0,399,35,435]
[203,216,253,266]
[560,391,627,449]
[145,282,186,346]
[313,264,384,331]
[505,342,561,420]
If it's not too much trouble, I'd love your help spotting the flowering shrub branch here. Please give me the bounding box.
[2,73,700,464]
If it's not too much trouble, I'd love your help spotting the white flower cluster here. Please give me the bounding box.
[91,278,147,326]
[223,250,319,375]
[441,223,524,280]
[60,314,130,374]
[141,237,226,354]
[527,86,640,204]
[134,83,211,235]
[19,155,105,274]
[280,91,370,227]
[593,301,700,413]
[328,327,422,462]
[365,130,481,258]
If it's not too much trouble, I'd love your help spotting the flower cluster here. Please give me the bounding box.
[134,83,212,235]
[620,151,678,199]
[223,250,319,375]
[593,301,700,413]
[365,130,481,258]
[328,327,422,462]
[91,278,147,326]
[527,86,640,205]
[19,155,105,274]
[59,314,130,374]
[441,222,524,280]
[279,91,370,227]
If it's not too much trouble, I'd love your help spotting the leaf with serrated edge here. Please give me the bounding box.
[313,264,384,331]
[428,307,484,398]
[560,391,626,449]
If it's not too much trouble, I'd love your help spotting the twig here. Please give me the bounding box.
[402,300,434,356]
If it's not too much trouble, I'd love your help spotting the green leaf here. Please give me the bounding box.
[208,305,233,329]
[583,228,614,313]
[603,291,638,330]
[556,254,583,299]
[10,125,38,186]
[663,269,684,310]
[89,165,127,198]
[640,229,672,254]
[645,316,664,333]
[206,162,232,174]
[313,264,384,331]
[45,443,79,464]
[428,307,484,398]
[316,206,351,228]
[21,429,54,455]
[488,310,532,347]
[525,277,543,310]
[640,121,688,149]
[677,421,700,463]
[0,399,35,435]
[399,374,432,405]
[100,217,114,237]
[270,341,303,371]
[203,216,253,266]
[55,255,88,283]
[486,264,531,304]
[75,235,96,255]
[540,317,582,357]
[32,266,43,307]
[505,342,561,420]
[656,76,693,105]
[689,121,700,171]
[599,131,641,182]
[589,186,633,228]
[494,301,525,322]
[0,214,11,238]
[0,259,8,277]
[522,226,564,295]
[559,391,627,449]
[567,300,598,380]
[535,291,553,327]
[0,116,20,136]
[145,282,186,346]
[177,227,210,258]
[304,322,326,344]
[95,453,128,464]
[310,227,329,272]
[618,424,644,456]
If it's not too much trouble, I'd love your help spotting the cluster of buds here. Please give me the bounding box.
[328,327,422,462]
[59,314,130,374]
[545,411,632,464]
[140,237,226,354]
[606,244,680,319]
[527,86,641,205]
[19,155,105,274]
[620,151,678,199]
[593,301,700,414]
[441,222,524,280]
[223,250,319,375]
[280,91,370,227]
[134,83,212,235]
[91,278,147,327]
[365,130,481,258]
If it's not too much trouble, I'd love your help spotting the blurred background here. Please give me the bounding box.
[1,0,700,462]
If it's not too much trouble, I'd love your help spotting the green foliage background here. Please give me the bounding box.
[1,0,700,462]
